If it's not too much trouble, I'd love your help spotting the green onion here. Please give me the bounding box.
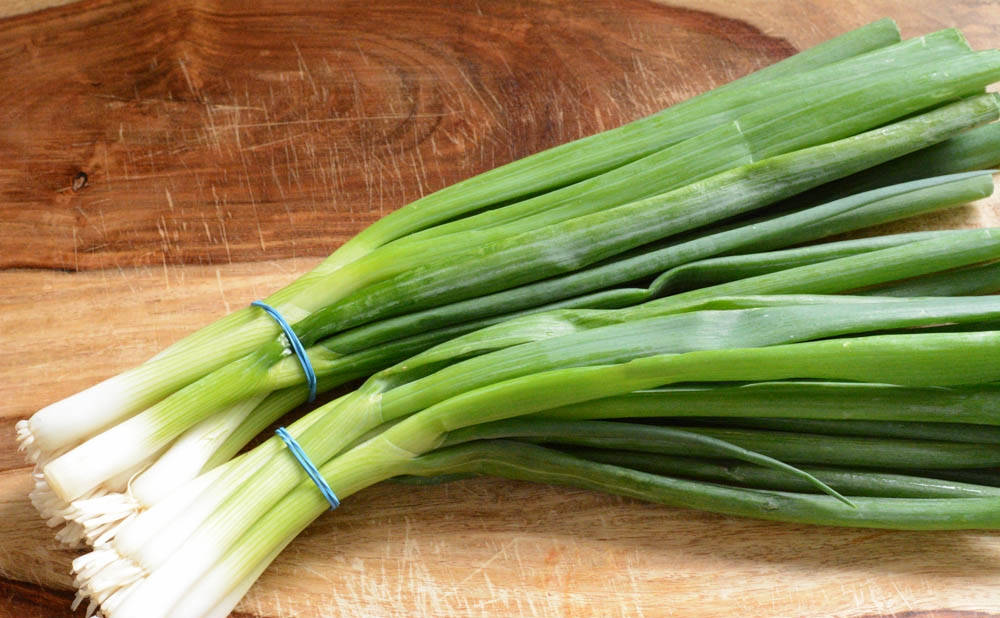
[867,260,1000,296]
[405,441,1000,527]
[537,381,1000,426]
[446,419,1000,469]
[684,417,1000,443]
[792,122,1000,204]
[523,448,1000,498]
[451,422,857,504]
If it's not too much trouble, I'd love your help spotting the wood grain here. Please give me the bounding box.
[0,0,795,272]
[3,0,1000,616]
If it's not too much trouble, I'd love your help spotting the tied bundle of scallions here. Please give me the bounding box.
[17,18,1000,617]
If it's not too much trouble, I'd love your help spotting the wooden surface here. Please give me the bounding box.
[3,1,1000,616]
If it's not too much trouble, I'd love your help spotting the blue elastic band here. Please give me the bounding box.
[275,427,340,510]
[251,300,317,402]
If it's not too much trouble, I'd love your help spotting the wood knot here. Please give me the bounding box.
[71,171,88,192]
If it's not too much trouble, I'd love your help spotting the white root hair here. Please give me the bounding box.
[72,547,148,617]
[65,492,143,547]
[15,420,43,464]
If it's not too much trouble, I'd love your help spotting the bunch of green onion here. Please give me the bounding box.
[16,19,1000,617]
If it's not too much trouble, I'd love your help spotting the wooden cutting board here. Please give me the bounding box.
[3,1,1000,616]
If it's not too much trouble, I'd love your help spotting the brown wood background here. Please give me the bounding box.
[2,1,1000,616]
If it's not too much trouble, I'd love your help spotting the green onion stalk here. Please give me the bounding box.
[782,119,1000,207]
[702,417,1000,443]
[449,443,1000,498]
[537,381,1000,425]
[454,419,1000,470]
[409,440,1000,522]
[425,440,1000,502]
[401,412,1000,496]
[15,19,909,465]
[71,291,1000,614]
[110,326,1000,618]
[39,93,1000,515]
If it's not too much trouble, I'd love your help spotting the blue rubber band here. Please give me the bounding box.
[251,300,317,402]
[275,427,340,510]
